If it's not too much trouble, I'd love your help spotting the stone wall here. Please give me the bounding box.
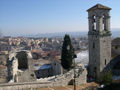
[35,67,53,78]
[7,50,36,82]
[0,82,52,90]
[0,63,87,90]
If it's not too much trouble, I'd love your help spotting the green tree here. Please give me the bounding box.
[61,34,74,70]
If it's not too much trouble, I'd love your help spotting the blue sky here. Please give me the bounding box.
[0,0,120,36]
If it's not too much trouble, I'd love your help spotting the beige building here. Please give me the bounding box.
[51,56,63,75]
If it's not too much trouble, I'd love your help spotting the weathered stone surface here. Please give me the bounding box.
[87,4,111,12]
[7,50,36,83]
[2,63,87,90]
[87,4,111,79]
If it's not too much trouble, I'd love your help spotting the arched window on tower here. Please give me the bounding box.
[102,14,106,31]
[92,15,96,30]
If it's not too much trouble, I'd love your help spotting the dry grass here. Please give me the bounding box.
[0,77,7,84]
[28,82,98,90]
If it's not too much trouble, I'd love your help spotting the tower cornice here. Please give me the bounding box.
[87,4,111,12]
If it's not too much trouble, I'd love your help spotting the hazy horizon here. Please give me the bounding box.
[1,28,119,38]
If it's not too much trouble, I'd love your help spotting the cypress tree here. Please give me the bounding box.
[61,34,74,70]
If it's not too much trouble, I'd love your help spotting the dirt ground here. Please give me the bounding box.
[29,82,98,90]
[0,77,7,84]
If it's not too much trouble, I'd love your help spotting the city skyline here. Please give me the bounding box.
[0,0,120,36]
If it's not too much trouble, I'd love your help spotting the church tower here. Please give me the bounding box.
[87,4,111,79]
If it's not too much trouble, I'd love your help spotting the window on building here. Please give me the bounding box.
[31,74,34,77]
[115,46,118,49]
[94,67,97,72]
[16,51,28,69]
[93,42,95,49]
[105,59,107,65]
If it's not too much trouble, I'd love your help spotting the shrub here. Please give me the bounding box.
[98,71,112,85]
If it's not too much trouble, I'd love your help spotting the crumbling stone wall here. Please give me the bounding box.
[52,63,87,86]
[1,63,87,90]
[5,57,87,90]
[7,50,36,83]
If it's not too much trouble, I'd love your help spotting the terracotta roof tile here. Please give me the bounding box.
[112,38,120,45]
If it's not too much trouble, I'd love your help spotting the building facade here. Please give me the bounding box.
[51,56,63,75]
[87,4,111,79]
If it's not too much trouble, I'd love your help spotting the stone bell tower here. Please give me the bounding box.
[87,4,111,79]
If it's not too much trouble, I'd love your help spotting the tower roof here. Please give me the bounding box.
[87,4,111,12]
[112,38,120,45]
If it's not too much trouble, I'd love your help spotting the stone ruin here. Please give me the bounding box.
[2,53,87,90]
[6,50,87,88]
[7,50,36,83]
